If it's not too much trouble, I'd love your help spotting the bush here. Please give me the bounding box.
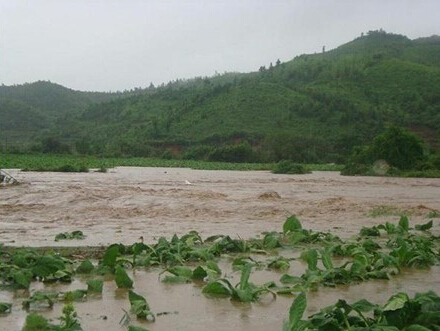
[343,126,428,175]
[272,160,310,174]
[370,126,425,170]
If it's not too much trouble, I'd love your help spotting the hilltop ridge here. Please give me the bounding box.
[1,30,439,163]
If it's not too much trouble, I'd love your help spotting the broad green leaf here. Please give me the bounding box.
[167,266,193,279]
[263,232,281,249]
[192,266,208,280]
[283,215,302,234]
[64,289,87,301]
[280,274,302,285]
[415,220,433,231]
[128,326,151,331]
[398,215,409,232]
[300,249,318,271]
[55,230,85,241]
[102,245,120,268]
[234,288,254,302]
[76,259,94,274]
[276,285,303,295]
[128,290,148,308]
[22,313,51,331]
[46,269,72,282]
[360,226,381,236]
[288,292,307,328]
[383,292,409,311]
[12,269,33,289]
[115,265,133,288]
[32,255,66,278]
[321,247,333,270]
[0,302,12,313]
[238,263,252,290]
[128,290,154,321]
[206,260,222,275]
[202,280,233,297]
[351,298,377,312]
[87,279,103,293]
[268,258,290,271]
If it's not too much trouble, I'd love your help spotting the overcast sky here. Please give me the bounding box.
[1,0,439,92]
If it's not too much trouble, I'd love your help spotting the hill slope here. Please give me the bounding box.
[1,30,440,162]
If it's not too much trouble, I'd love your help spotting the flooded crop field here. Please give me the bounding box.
[1,168,440,330]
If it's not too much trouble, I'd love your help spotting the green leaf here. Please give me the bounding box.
[31,255,66,278]
[206,260,222,275]
[280,274,302,285]
[128,290,155,321]
[161,275,190,283]
[22,313,51,331]
[288,292,307,329]
[383,292,410,311]
[202,279,233,297]
[415,220,433,231]
[102,244,120,268]
[263,232,281,249]
[283,215,302,234]
[0,302,12,313]
[360,226,381,236]
[167,266,193,279]
[268,258,290,271]
[351,298,377,312]
[300,249,318,271]
[321,247,333,270]
[398,215,409,232]
[64,289,87,301]
[192,266,208,280]
[12,269,33,289]
[128,326,151,331]
[115,265,133,288]
[76,260,94,274]
[55,230,85,241]
[238,263,252,290]
[87,279,103,293]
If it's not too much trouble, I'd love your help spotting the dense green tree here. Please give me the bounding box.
[370,126,425,170]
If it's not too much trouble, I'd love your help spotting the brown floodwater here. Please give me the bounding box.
[1,168,439,245]
[1,168,440,330]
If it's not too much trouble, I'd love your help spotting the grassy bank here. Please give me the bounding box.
[0,153,343,172]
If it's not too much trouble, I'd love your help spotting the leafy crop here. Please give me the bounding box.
[128,290,155,321]
[284,290,440,330]
[202,263,277,302]
[55,231,86,241]
[21,303,82,331]
[1,214,439,330]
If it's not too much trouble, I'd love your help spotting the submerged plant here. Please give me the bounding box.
[55,231,85,242]
[202,263,277,302]
[128,290,155,322]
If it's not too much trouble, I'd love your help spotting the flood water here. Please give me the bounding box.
[1,168,440,330]
[1,168,439,245]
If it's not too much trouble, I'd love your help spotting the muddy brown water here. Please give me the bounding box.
[1,168,440,330]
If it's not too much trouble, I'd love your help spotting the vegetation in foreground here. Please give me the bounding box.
[1,215,439,330]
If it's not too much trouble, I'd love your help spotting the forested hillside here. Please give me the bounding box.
[1,30,440,163]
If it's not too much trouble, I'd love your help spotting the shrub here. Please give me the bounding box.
[272,160,310,174]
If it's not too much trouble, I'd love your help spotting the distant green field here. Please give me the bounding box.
[0,153,343,172]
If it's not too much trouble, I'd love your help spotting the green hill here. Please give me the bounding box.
[1,30,440,162]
